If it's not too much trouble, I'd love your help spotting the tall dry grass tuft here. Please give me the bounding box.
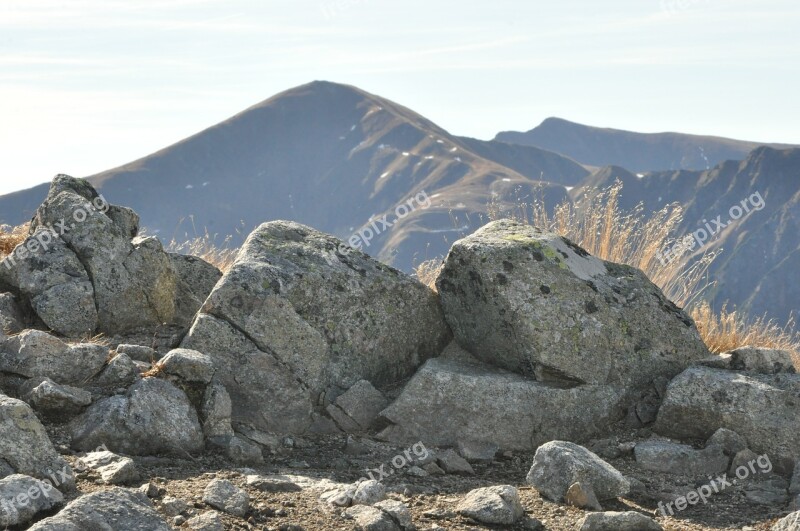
[414,259,443,292]
[691,302,800,364]
[0,222,30,258]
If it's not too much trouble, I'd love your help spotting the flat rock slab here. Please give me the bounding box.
[634,440,729,476]
[655,367,800,463]
[28,487,170,530]
[380,356,626,451]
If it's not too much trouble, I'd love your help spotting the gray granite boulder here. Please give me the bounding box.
[69,377,204,456]
[456,485,524,525]
[0,394,75,489]
[436,220,708,390]
[181,220,451,436]
[28,487,170,530]
[654,367,800,463]
[0,474,64,528]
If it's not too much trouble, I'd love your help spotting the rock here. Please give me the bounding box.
[160,495,190,517]
[526,441,629,502]
[565,482,603,511]
[326,380,388,432]
[729,346,796,374]
[0,474,64,528]
[180,220,451,436]
[458,440,499,462]
[654,367,800,463]
[79,450,139,485]
[423,462,445,476]
[695,353,732,369]
[344,505,401,531]
[373,499,413,530]
[246,475,302,493]
[69,377,204,456]
[28,487,170,530]
[455,485,524,525]
[29,176,180,334]
[0,331,108,385]
[634,440,729,476]
[588,439,622,460]
[211,435,264,465]
[791,494,800,511]
[353,479,386,505]
[0,394,75,489]
[202,478,249,517]
[201,382,234,439]
[169,253,222,326]
[744,478,789,505]
[0,227,97,336]
[436,449,475,475]
[139,481,160,498]
[791,461,800,495]
[577,511,663,531]
[320,485,356,507]
[185,510,225,531]
[772,512,800,531]
[20,377,92,415]
[92,352,140,388]
[435,220,708,390]
[0,293,24,333]
[731,449,761,476]
[707,428,748,456]
[116,344,158,363]
[158,348,215,384]
[380,356,626,451]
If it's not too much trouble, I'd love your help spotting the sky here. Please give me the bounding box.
[1,0,798,196]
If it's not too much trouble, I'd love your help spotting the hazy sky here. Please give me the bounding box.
[1,0,798,195]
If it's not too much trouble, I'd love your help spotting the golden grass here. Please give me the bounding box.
[691,302,800,359]
[416,182,799,366]
[166,231,238,273]
[0,222,30,258]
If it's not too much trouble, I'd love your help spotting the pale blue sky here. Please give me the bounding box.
[1,0,798,195]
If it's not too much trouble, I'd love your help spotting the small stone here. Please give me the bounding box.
[160,496,190,517]
[185,510,225,531]
[436,449,475,475]
[423,462,445,476]
[577,511,663,530]
[159,348,215,384]
[565,482,603,511]
[0,474,65,527]
[344,505,400,530]
[456,485,524,525]
[405,466,428,477]
[353,479,386,506]
[373,499,413,530]
[202,478,249,517]
[706,428,748,456]
[79,450,139,485]
[634,440,729,476]
[116,344,159,363]
[457,440,499,462]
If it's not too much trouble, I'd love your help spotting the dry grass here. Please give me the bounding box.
[414,259,444,292]
[417,182,799,366]
[167,216,239,273]
[691,302,800,359]
[0,222,30,258]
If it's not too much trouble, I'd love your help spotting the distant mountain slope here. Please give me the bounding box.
[0,81,580,269]
[581,147,800,324]
[496,117,796,172]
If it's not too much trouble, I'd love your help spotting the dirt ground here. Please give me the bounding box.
[32,425,795,531]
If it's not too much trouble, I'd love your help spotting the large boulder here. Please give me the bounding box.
[69,377,204,456]
[181,221,451,435]
[0,394,75,489]
[436,220,708,390]
[0,228,97,336]
[169,253,222,325]
[0,474,64,528]
[28,488,170,530]
[380,350,626,451]
[654,367,800,463]
[0,330,108,385]
[28,176,177,334]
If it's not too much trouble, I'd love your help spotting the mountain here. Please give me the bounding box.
[496,117,796,172]
[0,81,586,269]
[581,147,800,324]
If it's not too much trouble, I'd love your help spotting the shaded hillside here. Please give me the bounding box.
[497,117,796,172]
[580,147,800,324]
[0,81,579,270]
